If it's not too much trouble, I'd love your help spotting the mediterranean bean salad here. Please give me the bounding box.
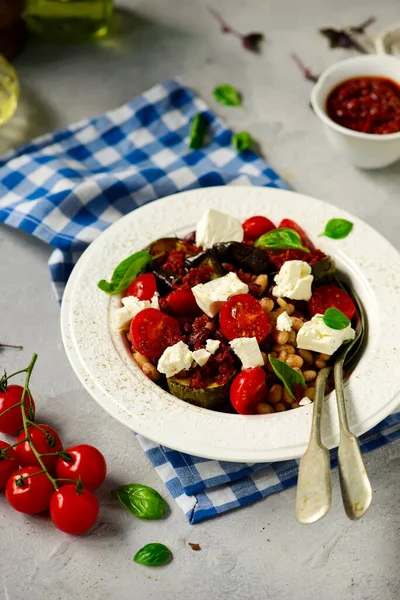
[98,209,356,415]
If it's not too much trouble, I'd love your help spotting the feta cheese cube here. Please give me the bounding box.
[192,348,211,367]
[205,339,220,354]
[195,208,244,249]
[296,314,355,356]
[276,311,292,332]
[115,293,159,330]
[192,272,249,318]
[229,337,264,369]
[299,397,312,406]
[157,341,193,378]
[272,260,314,301]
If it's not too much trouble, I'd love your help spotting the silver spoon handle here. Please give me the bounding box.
[334,360,372,520]
[296,367,332,524]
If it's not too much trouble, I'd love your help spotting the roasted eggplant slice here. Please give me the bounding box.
[167,374,234,410]
[213,242,273,274]
[153,269,181,295]
[311,256,336,281]
[185,249,225,278]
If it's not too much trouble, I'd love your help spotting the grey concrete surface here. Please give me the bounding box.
[1,1,400,599]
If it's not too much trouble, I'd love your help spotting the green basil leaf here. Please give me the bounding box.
[115,483,167,519]
[232,131,254,152]
[189,113,208,150]
[255,228,310,253]
[134,543,172,567]
[322,307,350,330]
[320,218,353,240]
[97,251,152,295]
[213,84,242,106]
[268,355,305,399]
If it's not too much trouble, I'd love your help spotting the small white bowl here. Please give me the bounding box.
[311,55,400,169]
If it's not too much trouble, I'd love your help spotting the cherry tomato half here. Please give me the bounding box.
[6,466,54,514]
[0,385,35,436]
[0,441,18,489]
[243,216,276,242]
[308,285,356,320]
[50,485,99,535]
[56,444,107,491]
[130,308,182,359]
[230,367,267,415]
[219,294,270,343]
[278,218,316,251]
[15,424,63,474]
[163,288,201,317]
[126,273,157,301]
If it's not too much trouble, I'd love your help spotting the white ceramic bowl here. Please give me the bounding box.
[311,55,400,169]
[61,187,400,463]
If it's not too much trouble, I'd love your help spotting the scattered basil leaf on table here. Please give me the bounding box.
[319,218,353,240]
[322,307,351,330]
[268,356,305,399]
[232,131,254,152]
[98,251,152,295]
[242,32,264,53]
[255,228,310,253]
[115,483,167,519]
[319,28,367,53]
[134,543,172,567]
[189,113,208,150]
[213,84,242,106]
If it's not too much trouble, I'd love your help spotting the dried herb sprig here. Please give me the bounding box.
[208,8,264,53]
[290,53,319,83]
[319,16,376,53]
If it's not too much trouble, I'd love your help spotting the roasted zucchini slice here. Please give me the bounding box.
[167,375,233,410]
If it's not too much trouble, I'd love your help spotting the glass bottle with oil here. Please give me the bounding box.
[24,0,114,42]
[0,55,19,127]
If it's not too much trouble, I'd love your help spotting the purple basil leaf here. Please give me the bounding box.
[242,32,264,53]
[319,28,367,53]
[291,53,319,83]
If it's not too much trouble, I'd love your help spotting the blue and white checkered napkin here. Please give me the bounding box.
[0,78,399,523]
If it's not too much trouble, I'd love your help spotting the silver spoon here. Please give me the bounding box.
[296,366,333,524]
[334,289,372,520]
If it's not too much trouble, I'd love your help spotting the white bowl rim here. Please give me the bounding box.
[311,54,400,141]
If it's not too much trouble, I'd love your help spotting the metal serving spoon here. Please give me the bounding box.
[296,288,372,523]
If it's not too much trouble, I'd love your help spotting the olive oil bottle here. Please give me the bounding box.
[0,55,19,126]
[24,0,114,42]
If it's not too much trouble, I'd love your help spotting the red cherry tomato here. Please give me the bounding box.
[6,466,54,514]
[163,288,201,317]
[56,444,107,491]
[230,367,267,415]
[0,441,19,489]
[0,385,35,436]
[15,424,63,474]
[219,294,270,343]
[50,485,99,535]
[243,216,276,242]
[130,308,182,359]
[126,273,157,301]
[308,285,356,320]
[278,218,316,251]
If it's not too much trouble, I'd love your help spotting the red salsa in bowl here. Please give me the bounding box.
[326,76,400,135]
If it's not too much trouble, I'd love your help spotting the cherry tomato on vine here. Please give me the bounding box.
[163,288,201,317]
[56,444,107,491]
[243,216,276,242]
[126,273,157,301]
[0,385,35,436]
[230,367,267,415]
[219,294,270,343]
[6,466,54,514]
[0,441,19,489]
[130,308,182,359]
[50,485,99,534]
[15,424,63,474]
[308,285,356,320]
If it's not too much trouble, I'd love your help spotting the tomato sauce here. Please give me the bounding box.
[326,76,400,134]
